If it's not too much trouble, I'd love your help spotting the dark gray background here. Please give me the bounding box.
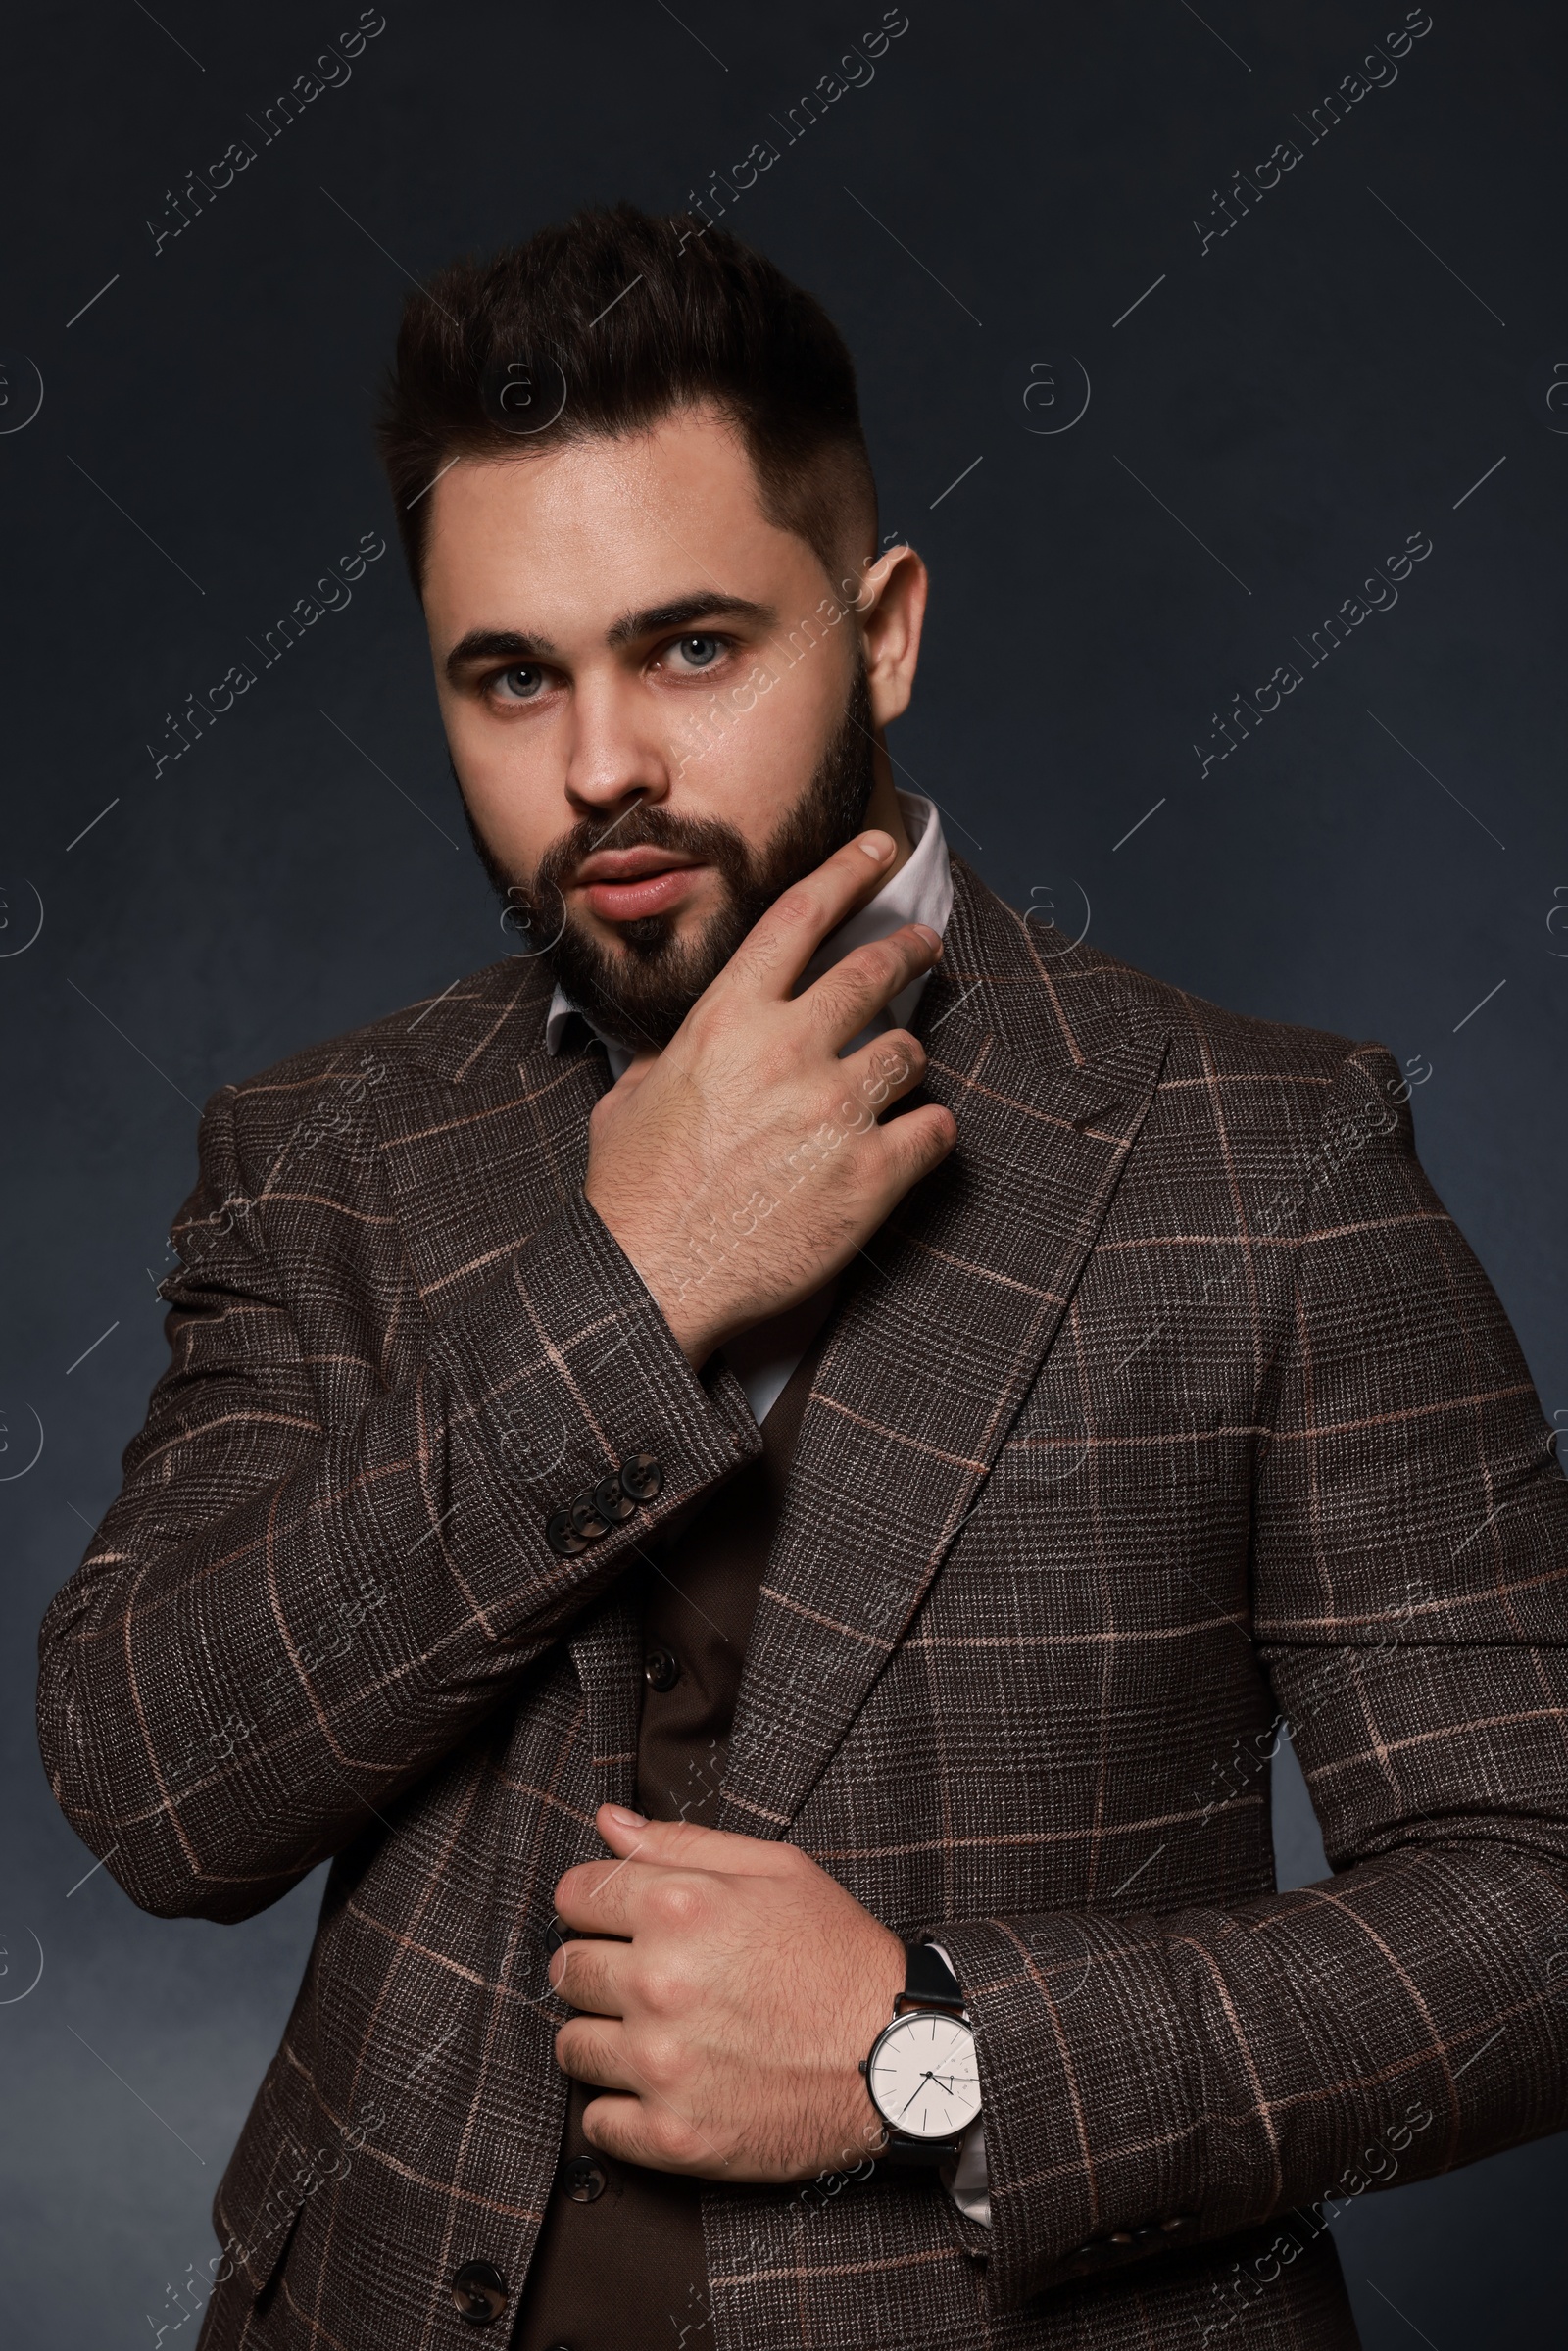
[3,1,1564,2343]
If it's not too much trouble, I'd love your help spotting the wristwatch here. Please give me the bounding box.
[860,1940,983,2164]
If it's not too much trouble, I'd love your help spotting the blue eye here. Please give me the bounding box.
[674,635,720,668]
[495,664,545,700]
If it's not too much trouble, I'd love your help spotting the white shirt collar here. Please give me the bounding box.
[544,791,952,1077]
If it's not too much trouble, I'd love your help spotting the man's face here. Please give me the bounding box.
[421,407,896,1052]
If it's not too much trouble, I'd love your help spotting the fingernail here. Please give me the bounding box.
[913,924,942,950]
[607,1805,647,1827]
[858,832,895,861]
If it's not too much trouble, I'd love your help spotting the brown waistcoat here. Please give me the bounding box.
[512,1329,830,2351]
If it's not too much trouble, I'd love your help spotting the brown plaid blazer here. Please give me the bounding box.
[38,859,1568,2351]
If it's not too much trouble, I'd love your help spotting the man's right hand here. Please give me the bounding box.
[583,831,957,1368]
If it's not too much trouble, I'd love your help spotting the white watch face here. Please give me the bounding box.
[867,2011,982,2140]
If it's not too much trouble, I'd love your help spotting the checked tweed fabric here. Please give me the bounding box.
[38,860,1568,2351]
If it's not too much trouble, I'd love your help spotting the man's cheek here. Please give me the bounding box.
[728,663,776,715]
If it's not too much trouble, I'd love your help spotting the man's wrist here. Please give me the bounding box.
[843,1923,906,2161]
[581,1182,720,1367]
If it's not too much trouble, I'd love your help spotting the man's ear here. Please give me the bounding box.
[850,542,928,727]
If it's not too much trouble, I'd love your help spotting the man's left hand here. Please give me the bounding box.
[549,1805,906,2180]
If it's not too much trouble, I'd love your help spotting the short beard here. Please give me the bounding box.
[462,661,877,1053]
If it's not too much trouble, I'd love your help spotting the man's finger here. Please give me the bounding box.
[579,2092,656,2163]
[803,926,942,1053]
[835,1031,926,1122]
[873,1100,957,1191]
[592,1803,801,1878]
[719,832,898,1002]
[582,2092,722,2178]
[560,2025,732,2174]
[555,2015,639,2092]
[549,1935,630,2016]
[554,1854,653,1936]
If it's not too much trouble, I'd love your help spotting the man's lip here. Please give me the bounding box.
[572,845,702,885]
[583,865,705,923]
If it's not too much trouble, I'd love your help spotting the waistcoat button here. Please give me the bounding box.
[644,1647,680,1693]
[562,2153,609,2202]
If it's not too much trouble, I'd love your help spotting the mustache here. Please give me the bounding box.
[530,801,754,906]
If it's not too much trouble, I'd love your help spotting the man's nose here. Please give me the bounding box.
[564,675,670,817]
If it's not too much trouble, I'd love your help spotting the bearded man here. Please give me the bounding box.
[39,204,1568,2351]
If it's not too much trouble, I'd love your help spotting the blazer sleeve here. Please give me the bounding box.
[930,1042,1568,2311]
[36,1082,758,1924]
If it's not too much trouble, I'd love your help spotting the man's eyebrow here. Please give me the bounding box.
[606,593,776,648]
[445,627,558,682]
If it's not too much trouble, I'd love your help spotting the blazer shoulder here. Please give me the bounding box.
[1064,945,1400,1169]
[206,958,542,1164]
[1099,954,1366,1087]
[953,859,1370,1098]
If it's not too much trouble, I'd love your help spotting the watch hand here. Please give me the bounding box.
[897,2071,940,2117]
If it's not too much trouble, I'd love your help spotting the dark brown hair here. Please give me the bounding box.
[376,203,878,595]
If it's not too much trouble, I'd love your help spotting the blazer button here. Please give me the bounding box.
[561,2153,608,2202]
[545,1509,588,1558]
[568,1493,609,1542]
[644,1647,680,1693]
[594,1471,637,1525]
[450,2260,510,2326]
[619,1451,662,1502]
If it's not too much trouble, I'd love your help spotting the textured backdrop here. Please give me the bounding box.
[2,2,1564,2342]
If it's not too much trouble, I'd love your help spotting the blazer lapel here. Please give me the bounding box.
[718,863,1169,1837]
[374,957,608,1313]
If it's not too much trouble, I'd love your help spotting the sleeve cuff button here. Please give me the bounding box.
[545,1508,588,1558]
[618,1452,662,1502]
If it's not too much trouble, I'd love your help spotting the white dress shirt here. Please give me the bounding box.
[544,792,991,2223]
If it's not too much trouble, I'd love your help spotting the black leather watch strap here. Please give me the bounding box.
[898,1939,965,2014]
[883,2132,956,2166]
